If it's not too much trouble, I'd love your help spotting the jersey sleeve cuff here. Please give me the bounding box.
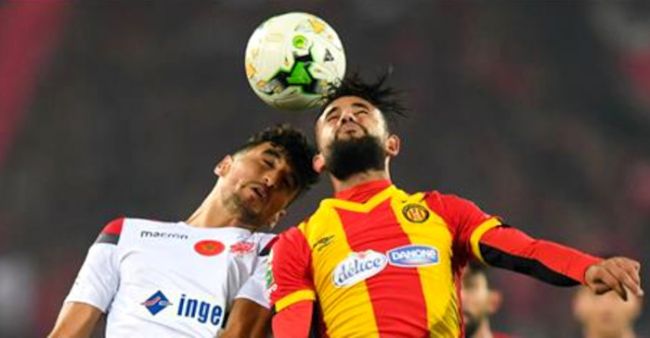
[234,293,270,309]
[572,254,603,285]
[63,297,108,314]
[470,217,502,263]
[274,289,316,312]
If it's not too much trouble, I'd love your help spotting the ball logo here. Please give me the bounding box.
[402,204,430,223]
[332,250,388,288]
[387,245,439,267]
[194,240,225,256]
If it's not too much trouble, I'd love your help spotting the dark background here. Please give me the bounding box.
[0,1,648,337]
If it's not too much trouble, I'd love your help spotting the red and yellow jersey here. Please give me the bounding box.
[270,180,501,337]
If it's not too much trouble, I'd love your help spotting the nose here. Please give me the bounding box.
[337,109,357,125]
[263,171,280,189]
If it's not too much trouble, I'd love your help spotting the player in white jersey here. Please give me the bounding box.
[49,124,319,338]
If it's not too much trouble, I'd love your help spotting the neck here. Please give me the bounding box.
[330,169,391,192]
[471,320,493,338]
[583,327,635,338]
[185,185,255,230]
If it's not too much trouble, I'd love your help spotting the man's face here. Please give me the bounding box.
[315,96,388,152]
[573,287,641,336]
[461,271,492,336]
[314,96,398,179]
[216,142,300,228]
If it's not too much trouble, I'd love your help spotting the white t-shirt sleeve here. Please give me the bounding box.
[234,255,270,308]
[234,233,276,309]
[64,242,120,313]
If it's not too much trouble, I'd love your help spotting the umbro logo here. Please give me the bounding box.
[313,235,334,252]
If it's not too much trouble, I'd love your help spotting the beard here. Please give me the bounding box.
[223,191,264,227]
[325,134,386,181]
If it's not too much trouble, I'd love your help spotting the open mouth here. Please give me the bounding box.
[250,185,268,201]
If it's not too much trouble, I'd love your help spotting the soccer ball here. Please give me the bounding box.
[245,12,346,110]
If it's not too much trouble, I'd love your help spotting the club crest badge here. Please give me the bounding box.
[402,204,430,223]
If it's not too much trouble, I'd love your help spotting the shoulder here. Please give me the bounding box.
[96,217,178,244]
[423,190,470,206]
[95,217,126,244]
[278,224,309,244]
[423,191,483,214]
[273,225,310,254]
[250,232,277,257]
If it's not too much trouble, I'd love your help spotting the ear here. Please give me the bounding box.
[313,153,326,174]
[214,155,233,177]
[487,290,502,315]
[268,209,287,229]
[385,134,401,157]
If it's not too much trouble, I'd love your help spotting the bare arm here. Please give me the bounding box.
[48,301,103,338]
[220,298,271,338]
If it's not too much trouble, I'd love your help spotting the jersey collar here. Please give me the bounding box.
[319,179,397,212]
[334,179,393,203]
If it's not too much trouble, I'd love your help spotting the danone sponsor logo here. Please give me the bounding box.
[387,245,439,267]
[332,250,388,288]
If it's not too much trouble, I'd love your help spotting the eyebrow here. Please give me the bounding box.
[323,101,371,120]
[262,148,283,160]
[323,106,340,120]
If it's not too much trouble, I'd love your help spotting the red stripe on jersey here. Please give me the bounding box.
[480,226,601,285]
[336,200,428,337]
[101,217,124,236]
[270,227,314,307]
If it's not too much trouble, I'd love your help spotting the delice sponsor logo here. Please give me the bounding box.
[387,245,439,267]
[332,250,387,288]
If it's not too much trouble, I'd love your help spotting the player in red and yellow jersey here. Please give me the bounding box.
[269,74,644,338]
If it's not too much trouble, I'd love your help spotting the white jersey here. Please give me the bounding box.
[64,217,275,338]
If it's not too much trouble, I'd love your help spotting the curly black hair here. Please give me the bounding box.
[318,71,407,130]
[236,124,319,198]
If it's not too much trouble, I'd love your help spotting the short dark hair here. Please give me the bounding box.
[318,71,407,130]
[237,124,319,197]
[466,261,488,277]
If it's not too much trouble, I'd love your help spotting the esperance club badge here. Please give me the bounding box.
[402,204,430,223]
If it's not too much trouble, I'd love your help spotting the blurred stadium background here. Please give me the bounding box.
[0,1,648,337]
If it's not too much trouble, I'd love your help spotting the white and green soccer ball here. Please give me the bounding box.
[245,12,346,110]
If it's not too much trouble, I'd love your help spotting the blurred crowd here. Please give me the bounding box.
[0,1,647,337]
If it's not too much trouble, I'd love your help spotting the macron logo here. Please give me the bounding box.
[140,230,188,240]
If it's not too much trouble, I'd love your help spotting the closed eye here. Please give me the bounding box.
[263,159,275,169]
[326,113,340,122]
